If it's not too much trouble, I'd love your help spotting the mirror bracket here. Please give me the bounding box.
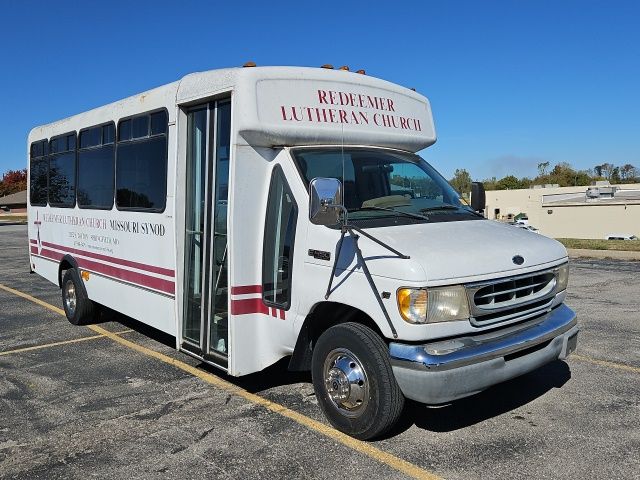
[308,177,408,339]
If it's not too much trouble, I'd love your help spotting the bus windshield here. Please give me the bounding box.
[291,147,481,227]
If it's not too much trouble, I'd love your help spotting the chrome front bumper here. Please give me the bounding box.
[389,303,578,404]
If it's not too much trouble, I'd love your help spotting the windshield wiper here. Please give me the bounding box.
[349,206,429,221]
[419,204,460,213]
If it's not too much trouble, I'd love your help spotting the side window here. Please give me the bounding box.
[29,140,48,206]
[48,132,77,207]
[78,123,115,209]
[262,167,298,309]
[116,110,168,211]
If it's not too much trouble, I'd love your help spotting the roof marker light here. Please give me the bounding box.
[339,65,350,71]
[321,64,334,69]
[243,61,256,67]
[356,69,366,75]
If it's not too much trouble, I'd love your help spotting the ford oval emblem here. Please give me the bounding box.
[512,255,525,265]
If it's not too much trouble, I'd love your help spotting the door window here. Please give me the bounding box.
[262,167,297,309]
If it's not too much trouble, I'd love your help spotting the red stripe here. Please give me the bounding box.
[29,239,37,244]
[41,248,64,261]
[230,298,269,315]
[230,285,262,295]
[41,241,174,277]
[76,257,175,295]
[279,309,285,320]
[30,246,37,254]
[34,249,174,295]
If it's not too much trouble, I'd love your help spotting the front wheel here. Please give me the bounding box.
[61,269,96,325]
[311,322,405,440]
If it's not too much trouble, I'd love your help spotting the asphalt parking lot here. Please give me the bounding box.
[1,224,639,480]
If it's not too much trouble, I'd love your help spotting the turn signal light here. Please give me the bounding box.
[397,288,428,323]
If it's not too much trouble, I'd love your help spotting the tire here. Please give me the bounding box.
[61,269,96,325]
[311,322,405,440]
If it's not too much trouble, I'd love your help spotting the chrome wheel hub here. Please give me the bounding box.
[323,348,369,417]
[64,280,77,317]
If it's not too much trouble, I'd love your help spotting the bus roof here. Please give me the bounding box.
[29,66,436,152]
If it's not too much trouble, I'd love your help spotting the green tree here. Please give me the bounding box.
[537,161,550,176]
[600,163,615,180]
[546,162,590,186]
[449,168,472,196]
[494,175,523,190]
[620,164,638,182]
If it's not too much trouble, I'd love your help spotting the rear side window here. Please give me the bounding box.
[78,123,115,209]
[262,166,298,309]
[48,132,77,207]
[116,110,168,211]
[29,140,48,206]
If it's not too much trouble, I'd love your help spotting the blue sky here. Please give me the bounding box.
[1,0,638,180]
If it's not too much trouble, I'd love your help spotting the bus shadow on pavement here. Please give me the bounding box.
[93,308,572,439]
[98,308,311,389]
[390,360,572,436]
[97,307,177,349]
[229,357,312,393]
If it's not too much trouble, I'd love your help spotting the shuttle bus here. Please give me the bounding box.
[27,65,578,439]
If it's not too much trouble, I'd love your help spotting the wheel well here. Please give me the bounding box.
[288,302,385,372]
[58,255,78,288]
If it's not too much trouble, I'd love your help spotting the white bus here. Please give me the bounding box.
[27,65,578,439]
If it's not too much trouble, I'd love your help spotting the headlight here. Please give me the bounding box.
[555,263,569,292]
[397,285,470,324]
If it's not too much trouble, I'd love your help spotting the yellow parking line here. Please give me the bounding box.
[0,283,66,316]
[90,325,438,480]
[571,354,640,374]
[0,330,133,357]
[0,282,441,480]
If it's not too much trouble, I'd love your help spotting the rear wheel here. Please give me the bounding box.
[311,322,404,440]
[61,269,96,325]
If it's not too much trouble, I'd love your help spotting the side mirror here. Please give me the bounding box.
[309,177,343,226]
[471,182,485,213]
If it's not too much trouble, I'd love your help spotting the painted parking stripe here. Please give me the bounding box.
[0,329,133,356]
[0,282,441,480]
[571,354,640,374]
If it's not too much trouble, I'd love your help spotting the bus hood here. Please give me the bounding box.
[365,219,568,284]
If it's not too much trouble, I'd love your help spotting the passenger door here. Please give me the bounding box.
[182,99,231,367]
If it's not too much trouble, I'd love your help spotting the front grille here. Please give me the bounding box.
[467,269,557,326]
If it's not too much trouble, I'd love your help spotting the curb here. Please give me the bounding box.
[567,248,640,261]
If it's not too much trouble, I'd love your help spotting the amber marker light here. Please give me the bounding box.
[243,61,256,67]
[81,270,90,281]
[397,288,428,324]
[321,64,334,69]
[356,69,366,75]
[339,65,350,71]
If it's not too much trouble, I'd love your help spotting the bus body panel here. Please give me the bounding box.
[28,83,179,337]
[226,146,300,375]
[27,66,575,417]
